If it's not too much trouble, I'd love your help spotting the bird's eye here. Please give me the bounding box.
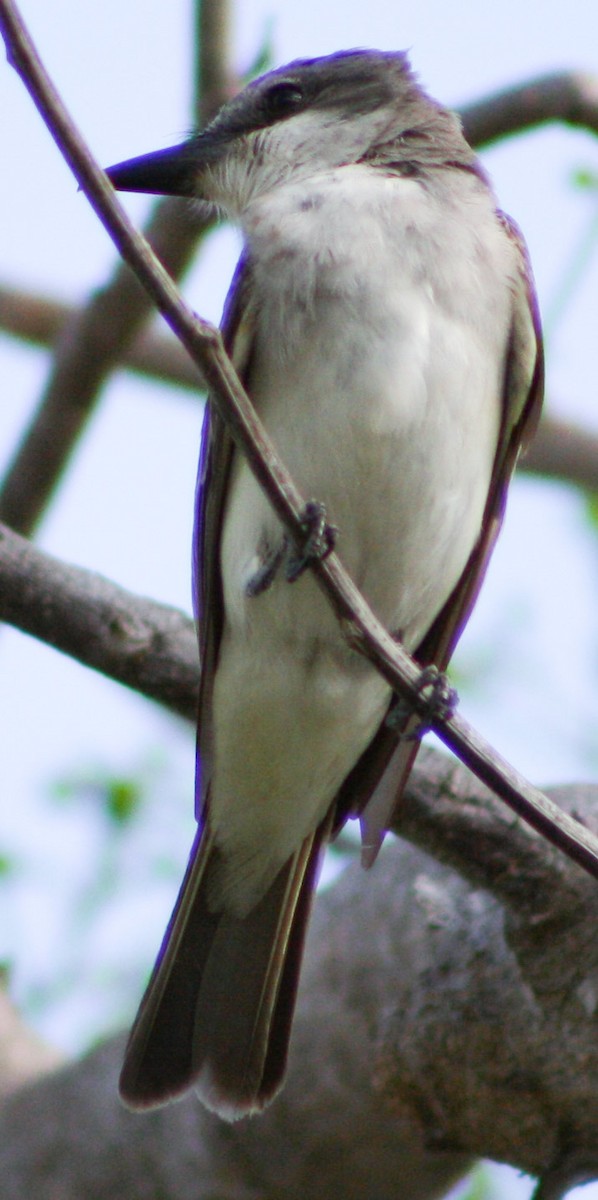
[264,80,304,121]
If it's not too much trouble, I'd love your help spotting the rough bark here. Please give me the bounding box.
[1,753,597,1199]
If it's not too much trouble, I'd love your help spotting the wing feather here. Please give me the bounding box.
[342,214,544,860]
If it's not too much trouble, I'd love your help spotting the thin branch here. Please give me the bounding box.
[398,747,589,917]
[6,281,598,492]
[2,1,598,886]
[461,69,598,146]
[0,522,199,719]
[0,207,214,540]
[523,415,598,492]
[1,521,591,915]
[0,282,205,391]
[1,64,597,537]
[5,280,598,495]
[194,0,232,124]
[0,0,233,537]
[0,520,585,917]
[0,522,589,917]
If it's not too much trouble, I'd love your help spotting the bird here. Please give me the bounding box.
[106,48,543,1121]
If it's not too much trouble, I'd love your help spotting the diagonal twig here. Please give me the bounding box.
[0,0,231,537]
[4,281,598,492]
[0,282,206,391]
[0,200,214,538]
[1,59,597,536]
[2,0,598,884]
[5,282,598,492]
[0,517,594,927]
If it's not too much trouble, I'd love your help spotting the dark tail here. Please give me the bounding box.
[119,817,329,1120]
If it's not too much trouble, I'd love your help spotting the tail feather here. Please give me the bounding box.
[119,816,329,1119]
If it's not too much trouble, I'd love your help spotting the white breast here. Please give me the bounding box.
[209,164,513,914]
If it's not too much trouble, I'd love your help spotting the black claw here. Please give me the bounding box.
[245,501,337,596]
[386,665,458,739]
[245,538,288,596]
[286,500,337,583]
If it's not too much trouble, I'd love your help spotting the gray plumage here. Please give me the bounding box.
[107,48,543,1120]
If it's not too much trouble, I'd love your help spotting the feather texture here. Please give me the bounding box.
[110,49,543,1120]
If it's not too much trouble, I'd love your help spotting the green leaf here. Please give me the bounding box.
[105,777,142,825]
[50,767,143,826]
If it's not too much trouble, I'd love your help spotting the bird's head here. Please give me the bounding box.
[106,49,471,217]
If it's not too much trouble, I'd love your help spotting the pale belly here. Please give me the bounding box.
[208,297,501,914]
[207,170,509,914]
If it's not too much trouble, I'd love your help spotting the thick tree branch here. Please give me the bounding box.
[1,15,597,1197]
[0,514,590,923]
[396,747,589,916]
[385,769,598,1188]
[0,522,198,720]
[1,502,598,909]
[532,1157,598,1200]
[1,762,598,1198]
[2,0,598,884]
[0,521,588,919]
[461,69,598,146]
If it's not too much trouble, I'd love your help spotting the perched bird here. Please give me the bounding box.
[107,48,543,1121]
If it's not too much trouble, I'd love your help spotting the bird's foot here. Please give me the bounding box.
[245,501,336,596]
[386,665,458,739]
[286,500,337,582]
[245,539,288,596]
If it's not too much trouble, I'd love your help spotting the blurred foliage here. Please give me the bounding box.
[586,491,598,528]
[0,851,13,877]
[241,17,276,81]
[571,167,598,192]
[4,746,193,1050]
[52,768,143,827]
[542,163,598,340]
[461,1168,495,1199]
[451,1164,503,1200]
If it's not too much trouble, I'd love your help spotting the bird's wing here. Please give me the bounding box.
[193,253,258,821]
[193,219,543,865]
[337,212,544,862]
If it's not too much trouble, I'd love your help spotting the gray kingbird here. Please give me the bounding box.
[106,48,543,1121]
